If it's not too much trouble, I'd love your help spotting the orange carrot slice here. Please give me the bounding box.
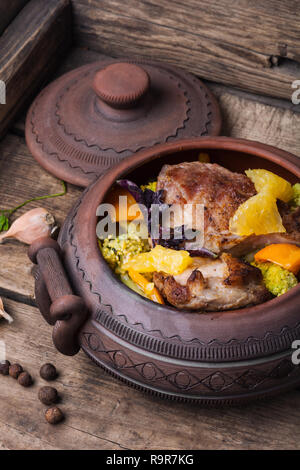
[254,243,300,274]
[128,269,164,304]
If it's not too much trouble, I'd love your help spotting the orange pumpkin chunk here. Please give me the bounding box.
[254,244,300,274]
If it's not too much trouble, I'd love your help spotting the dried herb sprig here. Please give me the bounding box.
[0,181,67,233]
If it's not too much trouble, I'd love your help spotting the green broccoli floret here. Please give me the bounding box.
[290,183,300,208]
[100,233,150,274]
[141,181,157,192]
[252,261,298,296]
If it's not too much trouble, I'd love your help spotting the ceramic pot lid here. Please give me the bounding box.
[25,58,222,187]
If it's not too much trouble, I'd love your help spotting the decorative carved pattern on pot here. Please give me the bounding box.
[25,59,221,186]
[81,331,300,396]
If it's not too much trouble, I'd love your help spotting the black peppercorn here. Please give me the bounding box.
[9,363,23,379]
[0,360,10,375]
[40,363,57,381]
[45,406,64,425]
[18,372,33,387]
[38,386,58,405]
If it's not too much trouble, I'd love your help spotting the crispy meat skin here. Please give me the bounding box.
[157,161,256,253]
[153,254,271,311]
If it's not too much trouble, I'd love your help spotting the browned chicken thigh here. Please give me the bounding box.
[153,254,271,311]
[157,161,256,254]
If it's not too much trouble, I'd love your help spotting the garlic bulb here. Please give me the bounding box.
[0,298,13,323]
[0,208,55,245]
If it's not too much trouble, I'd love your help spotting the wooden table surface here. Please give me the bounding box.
[0,48,300,451]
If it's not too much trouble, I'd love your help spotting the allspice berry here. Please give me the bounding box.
[9,363,23,379]
[18,372,33,387]
[45,406,64,425]
[0,360,10,375]
[38,386,58,405]
[40,363,57,381]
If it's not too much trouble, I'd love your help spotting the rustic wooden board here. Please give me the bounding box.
[0,133,82,303]
[72,0,300,100]
[0,0,71,140]
[211,85,300,156]
[0,0,29,36]
[1,297,300,450]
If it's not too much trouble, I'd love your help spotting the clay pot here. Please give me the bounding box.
[29,137,300,405]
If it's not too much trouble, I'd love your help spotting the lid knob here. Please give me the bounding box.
[93,63,150,109]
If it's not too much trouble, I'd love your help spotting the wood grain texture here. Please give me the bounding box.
[1,297,300,450]
[0,0,71,139]
[72,0,300,99]
[0,0,29,36]
[0,133,82,303]
[211,85,300,156]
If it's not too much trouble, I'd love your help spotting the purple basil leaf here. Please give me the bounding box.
[143,188,164,208]
[116,179,145,205]
[116,181,217,259]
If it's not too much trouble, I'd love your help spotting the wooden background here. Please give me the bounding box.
[0,0,300,451]
[0,48,300,449]
[0,0,71,139]
[71,0,300,100]
[0,0,28,36]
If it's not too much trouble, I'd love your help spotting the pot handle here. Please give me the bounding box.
[28,237,88,356]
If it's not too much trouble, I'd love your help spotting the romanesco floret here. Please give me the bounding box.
[291,183,300,208]
[100,233,150,273]
[252,261,298,296]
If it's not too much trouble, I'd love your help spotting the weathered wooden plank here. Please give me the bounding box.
[0,133,82,303]
[207,81,300,115]
[1,296,300,450]
[0,0,71,140]
[72,0,300,99]
[211,86,300,157]
[0,244,35,305]
[0,0,29,36]
[0,134,82,225]
[75,0,300,61]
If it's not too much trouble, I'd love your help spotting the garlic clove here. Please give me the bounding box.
[0,298,13,323]
[0,208,55,245]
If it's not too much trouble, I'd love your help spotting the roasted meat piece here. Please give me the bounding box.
[157,161,300,254]
[157,161,256,253]
[153,254,271,310]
